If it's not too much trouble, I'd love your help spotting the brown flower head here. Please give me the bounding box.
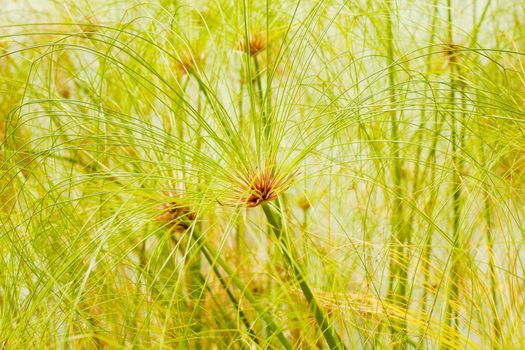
[239,33,266,57]
[57,84,71,99]
[222,166,296,208]
[444,43,461,65]
[175,51,205,76]
[156,200,196,231]
[297,196,311,211]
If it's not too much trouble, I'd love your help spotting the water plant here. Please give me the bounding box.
[2,0,525,349]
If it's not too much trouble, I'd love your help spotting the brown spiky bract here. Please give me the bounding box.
[224,167,295,208]
[156,201,196,231]
[239,33,266,57]
[175,52,205,76]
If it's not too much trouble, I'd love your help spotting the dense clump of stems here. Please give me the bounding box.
[262,202,345,350]
[384,1,410,348]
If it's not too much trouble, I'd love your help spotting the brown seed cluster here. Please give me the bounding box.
[445,43,461,65]
[239,33,266,57]
[297,196,311,211]
[57,85,71,99]
[245,173,279,207]
[175,52,205,76]
[228,167,295,208]
[156,201,196,231]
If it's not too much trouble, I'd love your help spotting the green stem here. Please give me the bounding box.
[139,234,238,347]
[470,5,501,347]
[252,54,271,156]
[194,238,259,344]
[253,56,264,111]
[418,2,440,339]
[477,101,502,349]
[384,1,409,347]
[482,183,501,349]
[443,0,462,346]
[189,227,292,349]
[262,202,346,350]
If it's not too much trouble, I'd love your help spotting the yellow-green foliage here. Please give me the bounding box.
[1,0,525,349]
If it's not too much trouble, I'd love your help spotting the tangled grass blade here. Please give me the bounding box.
[1,0,524,349]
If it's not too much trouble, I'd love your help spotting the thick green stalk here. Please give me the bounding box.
[443,0,463,347]
[419,113,443,340]
[444,128,461,348]
[236,75,246,259]
[417,0,440,335]
[477,97,501,349]
[481,182,501,349]
[253,56,265,110]
[262,202,346,350]
[252,56,271,143]
[469,4,501,346]
[384,0,409,348]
